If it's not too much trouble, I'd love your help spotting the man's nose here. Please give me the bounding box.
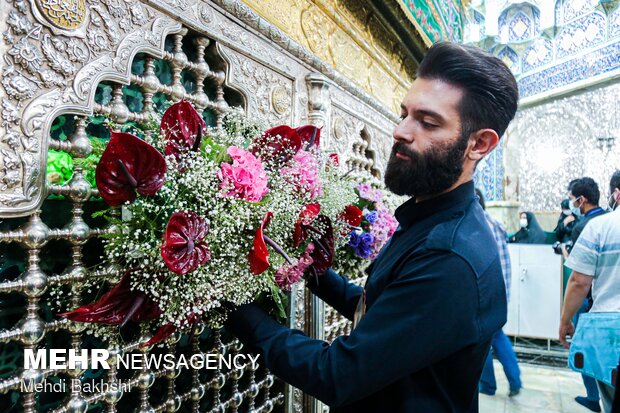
[392,122,413,144]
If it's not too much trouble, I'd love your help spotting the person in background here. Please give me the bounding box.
[555,198,577,243]
[476,188,522,398]
[564,177,607,411]
[560,171,620,412]
[567,177,607,249]
[508,211,546,244]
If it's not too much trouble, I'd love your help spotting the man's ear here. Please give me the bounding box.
[466,129,499,162]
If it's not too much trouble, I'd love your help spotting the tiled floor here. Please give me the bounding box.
[480,361,602,413]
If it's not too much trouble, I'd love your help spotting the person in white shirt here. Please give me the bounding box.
[560,170,620,412]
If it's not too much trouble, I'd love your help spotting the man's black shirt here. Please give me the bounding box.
[227,181,507,412]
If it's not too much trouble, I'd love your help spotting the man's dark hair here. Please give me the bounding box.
[417,42,519,140]
[567,179,579,192]
[609,170,620,193]
[475,188,485,210]
[570,177,600,205]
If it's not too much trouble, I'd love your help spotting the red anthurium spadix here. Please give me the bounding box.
[293,203,321,248]
[59,270,161,325]
[144,314,199,346]
[144,313,200,347]
[248,212,273,275]
[161,100,206,161]
[161,211,211,275]
[95,132,166,207]
[295,125,321,150]
[340,205,363,228]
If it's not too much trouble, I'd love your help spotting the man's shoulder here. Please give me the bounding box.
[424,202,498,273]
[580,209,618,237]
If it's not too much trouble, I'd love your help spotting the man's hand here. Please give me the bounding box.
[559,319,575,349]
[563,215,575,226]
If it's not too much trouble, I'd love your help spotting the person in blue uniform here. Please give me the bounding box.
[226,42,519,412]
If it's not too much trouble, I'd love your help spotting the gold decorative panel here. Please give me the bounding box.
[242,0,419,112]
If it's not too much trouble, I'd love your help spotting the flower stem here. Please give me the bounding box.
[263,235,294,265]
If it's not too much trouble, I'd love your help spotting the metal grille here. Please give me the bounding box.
[0,28,282,413]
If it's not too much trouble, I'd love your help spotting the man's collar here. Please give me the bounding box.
[394,181,475,230]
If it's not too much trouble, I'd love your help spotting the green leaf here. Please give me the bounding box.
[269,282,287,320]
[91,208,110,219]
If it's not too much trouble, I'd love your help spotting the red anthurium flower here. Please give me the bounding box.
[295,125,321,150]
[309,215,334,275]
[143,313,199,347]
[248,212,273,275]
[340,205,363,228]
[59,270,161,325]
[293,203,321,248]
[252,125,302,163]
[95,132,166,207]
[161,211,211,275]
[160,100,206,161]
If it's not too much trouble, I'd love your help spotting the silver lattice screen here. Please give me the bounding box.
[0,25,283,413]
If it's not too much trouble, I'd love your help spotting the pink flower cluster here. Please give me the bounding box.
[368,203,399,259]
[357,183,384,203]
[218,146,269,202]
[281,150,323,199]
[274,243,314,291]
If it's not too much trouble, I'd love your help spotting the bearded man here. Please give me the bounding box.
[226,42,519,412]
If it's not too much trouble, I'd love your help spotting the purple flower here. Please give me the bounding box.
[348,231,361,248]
[356,246,373,259]
[365,210,378,224]
[349,231,375,258]
[360,232,374,245]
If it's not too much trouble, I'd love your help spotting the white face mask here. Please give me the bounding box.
[562,209,571,216]
[519,218,528,228]
[570,197,583,217]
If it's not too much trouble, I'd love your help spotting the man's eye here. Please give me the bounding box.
[421,120,438,128]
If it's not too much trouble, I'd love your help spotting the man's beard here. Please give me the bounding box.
[384,136,468,197]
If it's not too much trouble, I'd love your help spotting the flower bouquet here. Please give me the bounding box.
[333,183,398,277]
[58,101,357,345]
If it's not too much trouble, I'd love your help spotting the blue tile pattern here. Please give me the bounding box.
[610,6,620,38]
[474,144,504,201]
[560,0,598,24]
[556,12,606,58]
[522,38,553,72]
[463,0,620,100]
[497,46,520,73]
[518,41,620,98]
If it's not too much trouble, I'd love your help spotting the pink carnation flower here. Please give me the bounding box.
[368,204,398,259]
[218,146,269,202]
[356,183,384,202]
[281,150,323,199]
[275,243,314,291]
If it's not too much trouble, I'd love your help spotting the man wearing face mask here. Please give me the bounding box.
[567,178,607,251]
[563,177,608,411]
[560,170,620,412]
[226,42,518,412]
